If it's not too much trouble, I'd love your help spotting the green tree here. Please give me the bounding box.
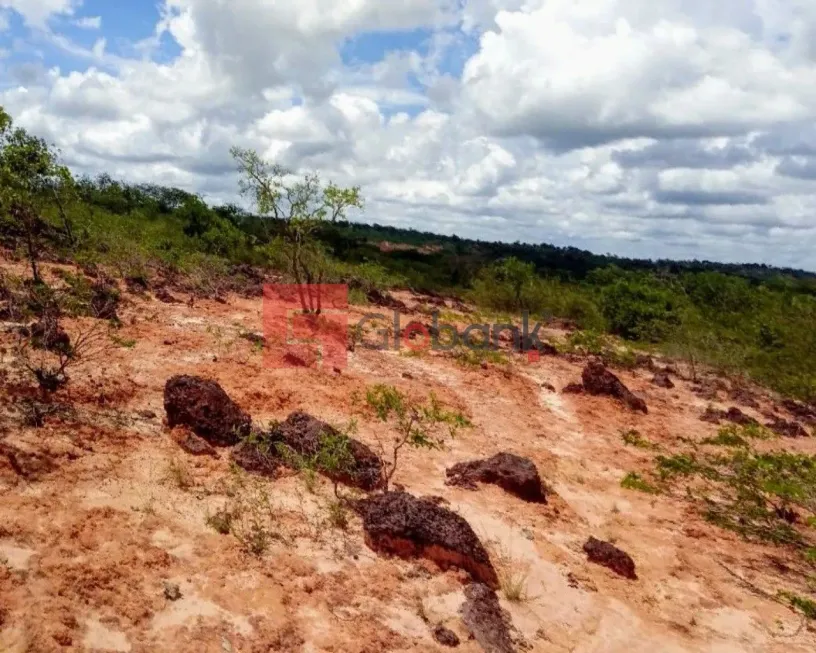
[0,107,75,283]
[231,147,363,313]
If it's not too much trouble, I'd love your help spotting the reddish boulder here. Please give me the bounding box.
[583,536,637,580]
[230,439,282,476]
[269,411,383,490]
[354,491,499,588]
[562,383,584,394]
[163,375,251,446]
[459,583,516,653]
[651,371,675,389]
[446,453,546,503]
[581,362,647,414]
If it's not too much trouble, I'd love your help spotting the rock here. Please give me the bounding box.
[233,412,383,490]
[137,410,157,420]
[354,491,499,588]
[728,385,760,409]
[274,411,383,490]
[460,583,516,653]
[542,382,556,392]
[651,371,675,389]
[174,429,218,457]
[692,377,728,401]
[163,582,182,601]
[366,289,407,311]
[583,537,637,580]
[581,362,648,414]
[700,405,723,424]
[402,372,414,380]
[725,407,759,427]
[163,375,251,446]
[432,625,460,648]
[765,417,810,438]
[445,453,546,503]
[562,383,584,394]
[781,399,816,426]
[635,354,656,371]
[155,287,180,304]
[700,406,759,427]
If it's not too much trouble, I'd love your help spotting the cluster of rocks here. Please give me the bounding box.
[163,373,639,652]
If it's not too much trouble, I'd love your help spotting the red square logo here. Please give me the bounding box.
[263,284,348,369]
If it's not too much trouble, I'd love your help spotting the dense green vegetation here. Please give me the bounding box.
[2,105,815,402]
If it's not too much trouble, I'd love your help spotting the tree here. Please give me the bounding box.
[364,384,471,490]
[231,147,363,313]
[0,106,75,283]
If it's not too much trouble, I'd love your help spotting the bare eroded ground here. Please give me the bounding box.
[2,259,816,652]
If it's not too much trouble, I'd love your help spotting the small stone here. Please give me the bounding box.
[432,625,460,647]
[164,582,182,601]
[583,536,637,580]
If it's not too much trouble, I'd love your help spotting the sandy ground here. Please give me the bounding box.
[2,259,816,652]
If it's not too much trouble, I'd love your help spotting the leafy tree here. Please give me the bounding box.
[231,147,363,313]
[601,277,682,342]
[364,384,471,490]
[0,106,75,283]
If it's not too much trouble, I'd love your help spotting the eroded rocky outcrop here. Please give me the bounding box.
[445,453,546,503]
[459,583,516,653]
[583,536,637,580]
[354,491,499,588]
[163,375,251,446]
[581,362,648,414]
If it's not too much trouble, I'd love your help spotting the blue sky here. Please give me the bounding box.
[2,0,816,269]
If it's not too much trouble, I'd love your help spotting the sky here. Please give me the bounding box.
[1,1,816,269]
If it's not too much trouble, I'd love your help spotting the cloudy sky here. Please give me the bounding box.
[1,1,816,269]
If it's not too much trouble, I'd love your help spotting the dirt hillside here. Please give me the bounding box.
[2,259,815,653]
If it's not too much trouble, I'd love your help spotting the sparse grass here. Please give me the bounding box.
[621,472,660,494]
[779,591,816,620]
[205,508,235,535]
[486,540,532,603]
[326,499,350,531]
[110,334,137,349]
[219,468,284,556]
[451,345,507,368]
[348,287,369,306]
[163,458,194,491]
[621,429,656,449]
